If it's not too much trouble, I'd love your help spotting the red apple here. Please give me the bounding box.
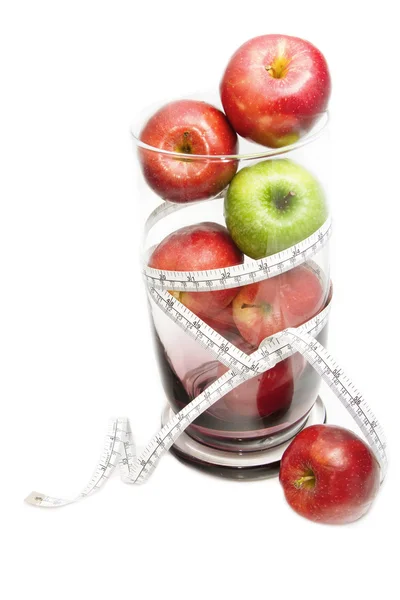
[232,265,324,347]
[279,425,381,524]
[201,303,237,336]
[220,34,331,148]
[139,100,238,203]
[148,222,243,318]
[217,337,305,418]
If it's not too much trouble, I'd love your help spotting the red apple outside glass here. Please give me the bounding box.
[139,100,238,203]
[232,265,324,347]
[279,425,381,524]
[220,34,331,148]
[148,222,243,319]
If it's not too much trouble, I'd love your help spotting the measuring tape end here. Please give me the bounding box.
[24,492,47,507]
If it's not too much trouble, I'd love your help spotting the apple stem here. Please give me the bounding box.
[265,57,290,79]
[179,131,193,154]
[294,474,315,489]
[284,191,296,201]
[265,65,275,77]
[241,302,272,315]
[275,190,296,211]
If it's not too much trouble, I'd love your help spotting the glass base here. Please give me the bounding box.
[161,396,326,481]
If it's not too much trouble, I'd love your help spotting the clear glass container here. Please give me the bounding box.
[132,97,330,463]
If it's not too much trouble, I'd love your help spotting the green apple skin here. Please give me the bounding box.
[224,159,328,259]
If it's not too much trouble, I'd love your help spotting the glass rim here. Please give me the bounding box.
[131,111,329,162]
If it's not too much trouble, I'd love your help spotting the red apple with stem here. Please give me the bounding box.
[148,222,243,319]
[279,425,381,524]
[139,100,238,203]
[220,34,331,148]
[232,265,324,347]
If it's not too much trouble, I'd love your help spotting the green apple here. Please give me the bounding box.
[224,159,328,259]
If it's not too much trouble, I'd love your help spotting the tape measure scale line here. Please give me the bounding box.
[148,274,331,376]
[144,217,332,292]
[25,305,387,506]
[148,262,330,375]
[128,375,239,483]
[102,330,284,485]
[25,302,331,506]
[24,200,388,507]
[282,330,388,477]
[127,311,332,485]
[25,418,130,507]
[149,287,273,374]
[25,285,333,506]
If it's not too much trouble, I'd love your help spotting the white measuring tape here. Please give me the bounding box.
[25,202,387,508]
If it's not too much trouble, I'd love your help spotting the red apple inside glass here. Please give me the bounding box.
[148,222,243,319]
[279,425,381,524]
[220,34,331,148]
[232,265,325,347]
[201,303,238,337]
[216,336,305,418]
[139,100,238,203]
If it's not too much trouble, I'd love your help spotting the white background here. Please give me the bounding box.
[1,1,399,598]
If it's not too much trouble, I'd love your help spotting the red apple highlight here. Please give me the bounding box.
[232,265,324,347]
[139,100,238,203]
[148,222,243,319]
[279,425,381,524]
[220,34,331,148]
